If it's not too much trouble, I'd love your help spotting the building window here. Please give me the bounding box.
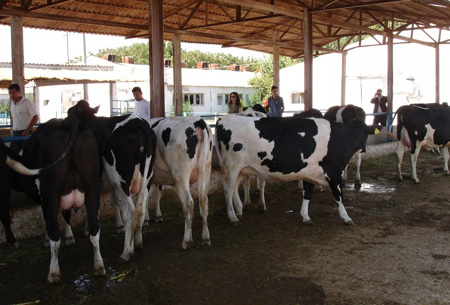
[184,93,204,105]
[291,92,304,104]
[217,93,231,106]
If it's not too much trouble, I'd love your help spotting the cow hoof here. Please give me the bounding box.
[143,220,150,227]
[444,171,450,176]
[396,175,403,181]
[116,226,125,235]
[47,272,62,284]
[181,241,193,250]
[413,179,420,184]
[65,237,76,246]
[201,239,211,247]
[303,220,314,225]
[119,252,134,262]
[6,242,20,250]
[344,220,355,226]
[155,216,163,223]
[237,215,243,221]
[230,221,240,227]
[258,207,267,213]
[94,267,106,277]
[355,183,361,190]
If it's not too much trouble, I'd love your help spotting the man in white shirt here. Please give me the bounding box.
[132,87,150,119]
[8,83,39,154]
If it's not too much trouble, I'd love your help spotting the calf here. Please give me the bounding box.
[68,100,156,261]
[216,115,380,225]
[324,105,367,189]
[395,105,450,183]
[145,116,213,249]
[20,116,105,283]
[0,138,40,248]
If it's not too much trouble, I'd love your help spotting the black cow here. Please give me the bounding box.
[216,115,380,225]
[17,116,105,283]
[0,138,40,248]
[294,108,324,119]
[324,105,367,189]
[395,105,450,183]
[68,100,156,261]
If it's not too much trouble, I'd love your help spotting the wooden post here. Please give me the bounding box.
[303,8,313,110]
[173,32,183,116]
[341,51,347,106]
[387,31,393,115]
[149,0,165,118]
[273,30,280,89]
[10,17,25,93]
[435,43,440,104]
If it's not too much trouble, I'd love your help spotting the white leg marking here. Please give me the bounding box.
[48,239,61,283]
[90,231,106,276]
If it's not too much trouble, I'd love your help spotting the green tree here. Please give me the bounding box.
[248,55,302,104]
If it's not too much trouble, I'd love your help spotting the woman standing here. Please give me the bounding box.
[228,92,242,114]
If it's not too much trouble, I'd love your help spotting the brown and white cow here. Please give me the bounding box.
[216,115,380,225]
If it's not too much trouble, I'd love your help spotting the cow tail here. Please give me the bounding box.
[131,121,155,243]
[197,122,211,209]
[4,145,40,176]
[39,116,79,174]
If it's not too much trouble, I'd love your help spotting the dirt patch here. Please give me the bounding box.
[1,151,450,304]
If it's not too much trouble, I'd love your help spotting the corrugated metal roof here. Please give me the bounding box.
[0,1,448,58]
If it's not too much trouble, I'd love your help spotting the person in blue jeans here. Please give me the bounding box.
[267,85,284,117]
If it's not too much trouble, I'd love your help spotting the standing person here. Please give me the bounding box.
[8,83,39,154]
[228,92,242,114]
[370,89,388,126]
[132,86,150,119]
[267,85,284,117]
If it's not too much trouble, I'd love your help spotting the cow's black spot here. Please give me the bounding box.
[185,127,198,159]
[216,122,232,152]
[257,151,267,159]
[151,118,165,129]
[255,117,317,174]
[233,143,243,152]
[162,127,171,147]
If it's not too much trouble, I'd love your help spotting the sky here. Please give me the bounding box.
[0,25,267,64]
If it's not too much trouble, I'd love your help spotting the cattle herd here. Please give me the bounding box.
[1,101,449,283]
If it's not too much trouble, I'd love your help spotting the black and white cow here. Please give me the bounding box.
[324,105,367,189]
[142,116,213,249]
[19,116,105,283]
[0,138,40,248]
[68,100,156,261]
[216,115,380,225]
[395,104,450,183]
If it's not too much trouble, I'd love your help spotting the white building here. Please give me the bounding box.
[0,57,257,123]
[280,40,450,118]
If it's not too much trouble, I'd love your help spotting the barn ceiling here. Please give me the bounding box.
[0,0,449,58]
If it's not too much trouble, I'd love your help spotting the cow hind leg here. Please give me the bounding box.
[396,142,406,181]
[354,153,362,189]
[300,181,314,224]
[328,180,354,225]
[153,185,164,223]
[242,176,251,210]
[198,188,211,247]
[84,195,106,277]
[61,210,75,246]
[111,192,125,234]
[257,178,266,212]
[175,183,194,249]
[442,146,449,175]
[410,145,422,184]
[223,173,241,225]
[0,188,19,249]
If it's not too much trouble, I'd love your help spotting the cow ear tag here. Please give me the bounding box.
[374,128,380,134]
